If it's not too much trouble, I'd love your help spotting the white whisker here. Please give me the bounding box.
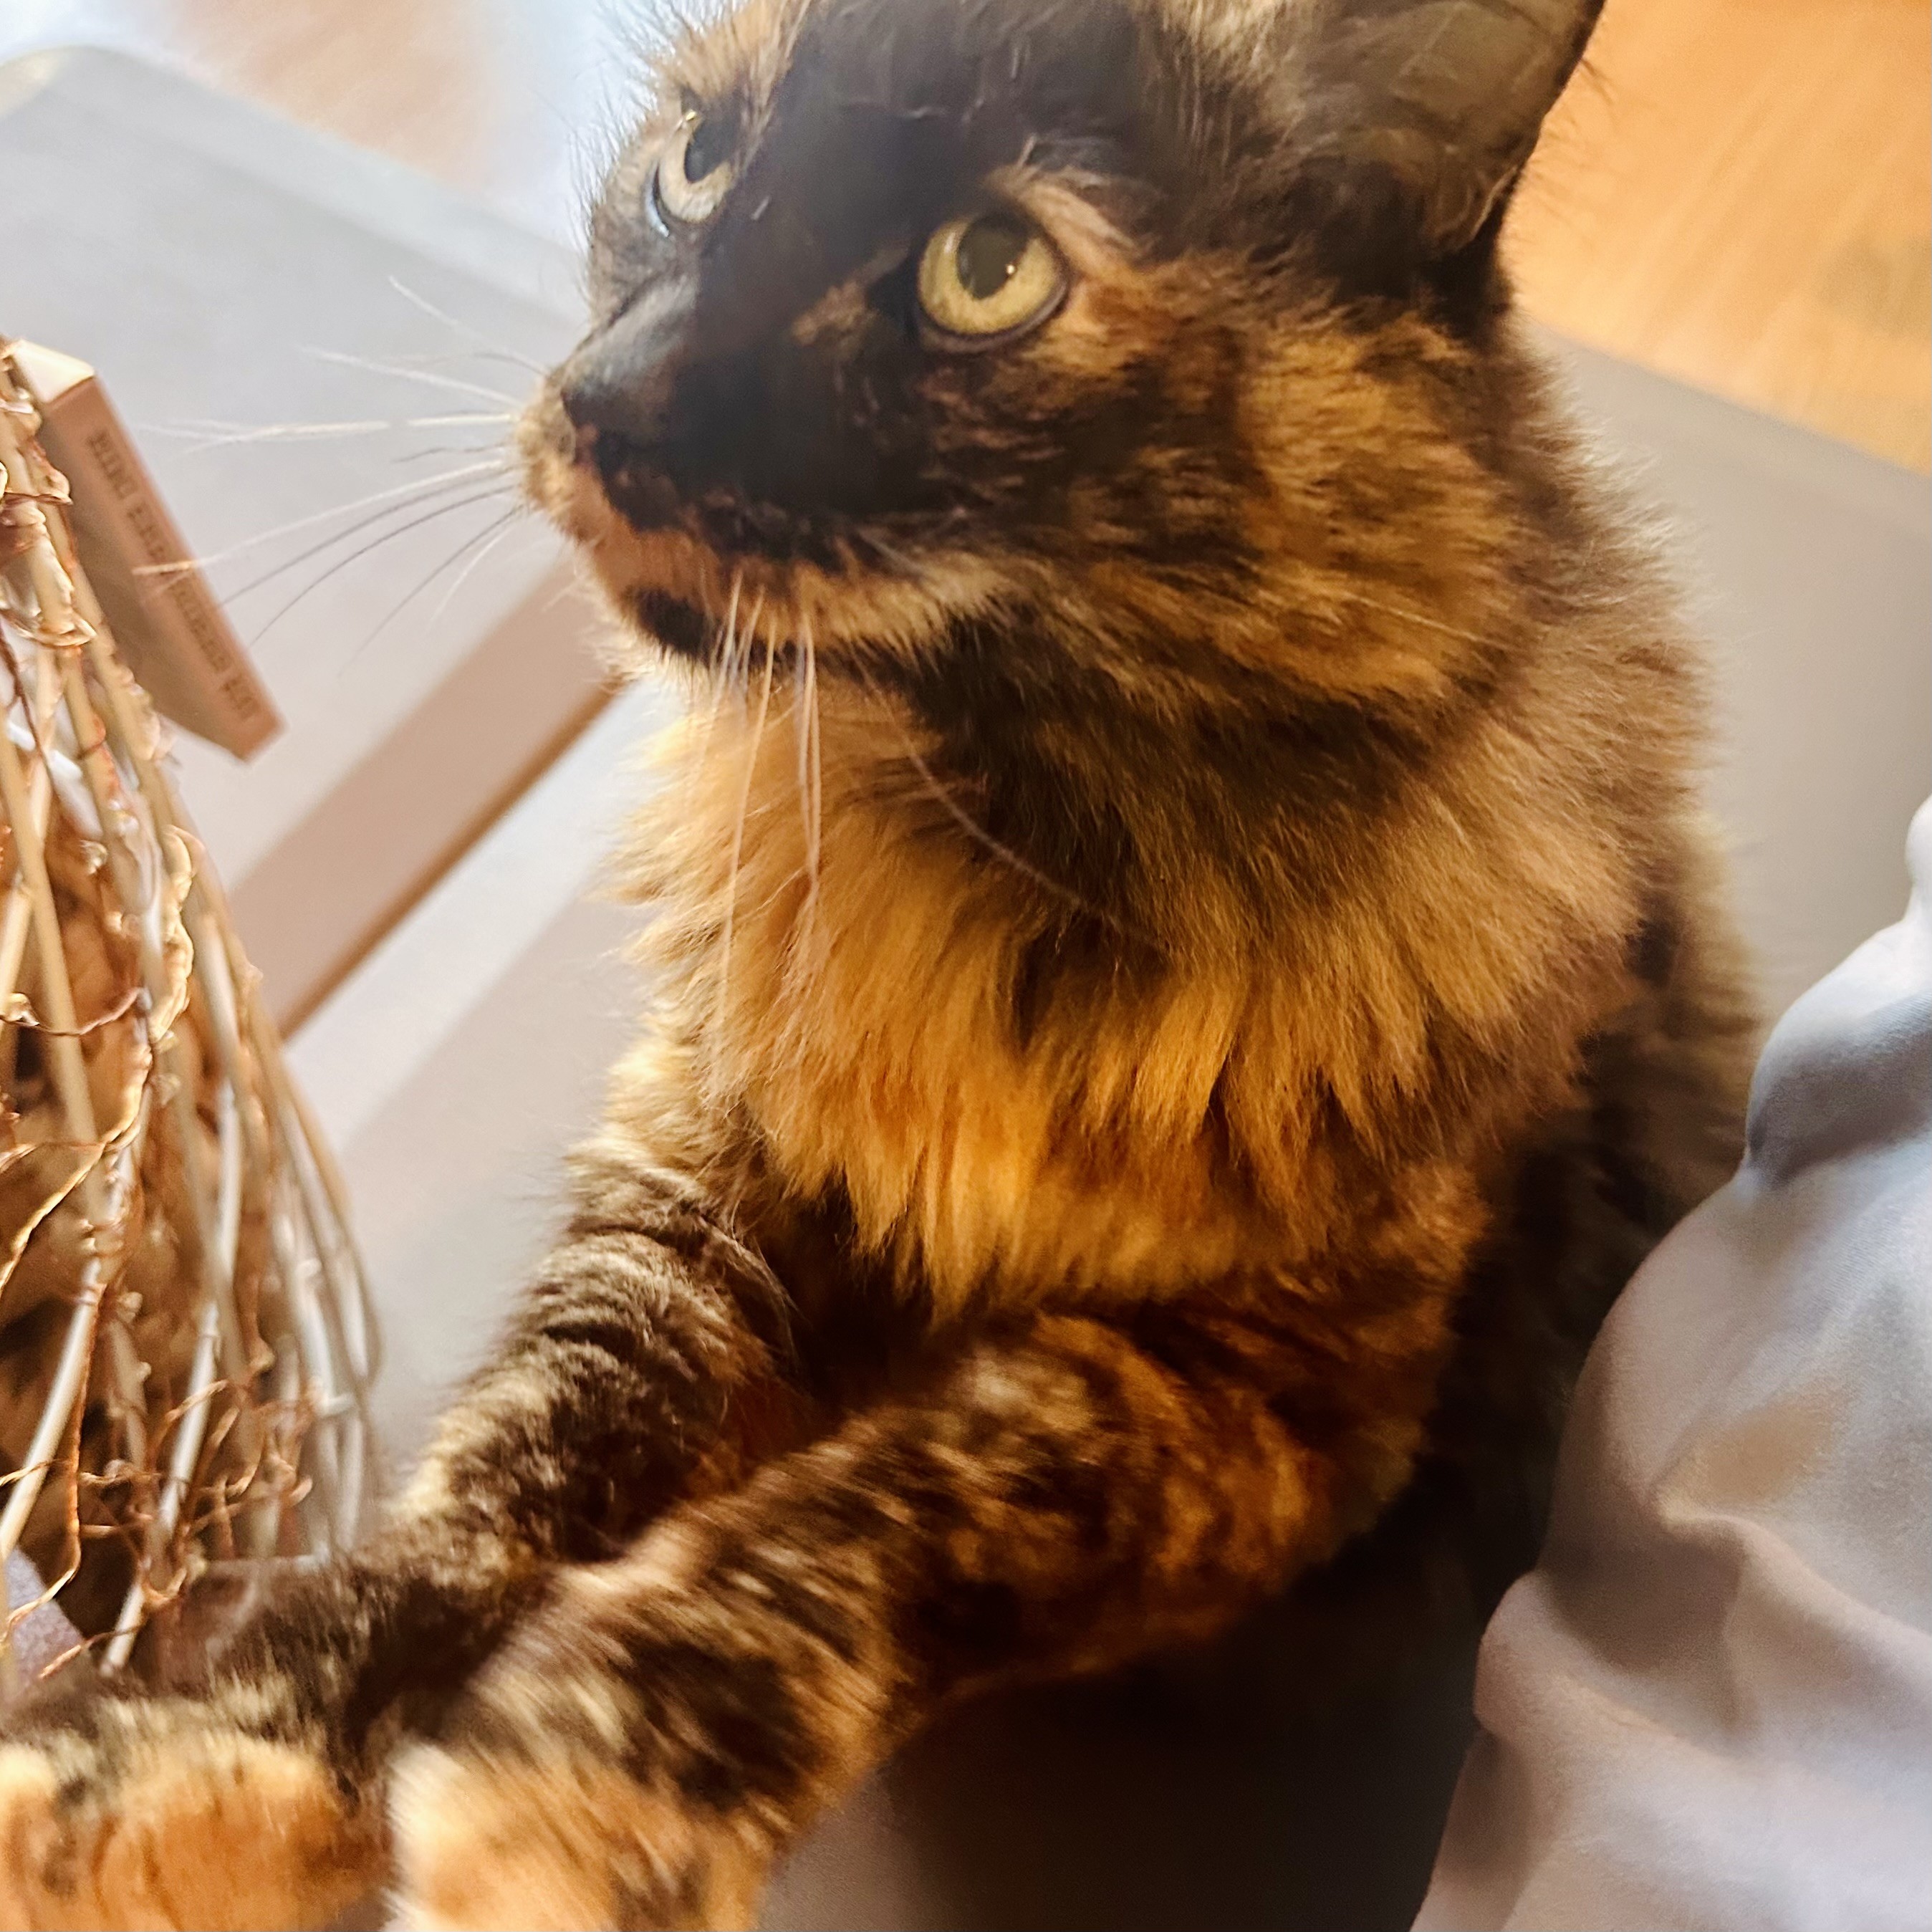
[427,511,528,625]
[246,486,514,646]
[539,572,601,617]
[385,278,547,375]
[1335,587,1489,651]
[302,347,524,408]
[141,411,513,453]
[393,439,516,467]
[717,620,778,1035]
[219,473,517,606]
[861,670,1140,940]
[349,505,526,667]
[733,592,765,693]
[135,458,511,584]
[795,614,823,946]
[701,572,745,754]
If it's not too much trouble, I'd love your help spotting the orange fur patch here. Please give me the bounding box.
[0,1732,376,1932]
[602,626,1642,1316]
[393,1746,766,1932]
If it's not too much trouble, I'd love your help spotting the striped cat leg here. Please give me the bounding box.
[393,1293,1446,1930]
[0,1146,803,1932]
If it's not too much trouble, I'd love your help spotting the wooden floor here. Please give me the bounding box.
[3,0,1928,467]
[1516,0,1931,468]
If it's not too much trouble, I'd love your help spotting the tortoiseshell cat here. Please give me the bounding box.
[0,0,1755,1923]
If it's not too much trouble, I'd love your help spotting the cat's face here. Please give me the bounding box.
[527,0,1235,648]
[523,0,1600,912]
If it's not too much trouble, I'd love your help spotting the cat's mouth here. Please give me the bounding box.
[519,382,1001,673]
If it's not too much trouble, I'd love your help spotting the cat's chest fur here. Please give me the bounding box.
[630,693,1269,1308]
[624,680,1631,1315]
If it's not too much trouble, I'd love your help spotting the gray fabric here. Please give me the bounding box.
[1416,801,1932,1932]
[3,1549,82,1695]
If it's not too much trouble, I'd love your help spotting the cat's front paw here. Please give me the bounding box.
[0,1688,381,1931]
[391,1741,768,1932]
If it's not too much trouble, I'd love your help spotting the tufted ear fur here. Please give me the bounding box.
[1282,0,1604,255]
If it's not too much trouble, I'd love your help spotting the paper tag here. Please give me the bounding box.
[10,340,281,760]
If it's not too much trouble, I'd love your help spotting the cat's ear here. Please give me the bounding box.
[1289,0,1603,255]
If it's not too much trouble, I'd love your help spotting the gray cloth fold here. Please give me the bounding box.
[1416,800,1932,1931]
[3,1549,83,1696]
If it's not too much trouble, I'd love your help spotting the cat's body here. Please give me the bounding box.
[0,0,1754,1925]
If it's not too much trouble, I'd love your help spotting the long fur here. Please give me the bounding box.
[0,1,1756,1926]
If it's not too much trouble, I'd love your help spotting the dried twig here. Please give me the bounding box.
[0,342,375,1687]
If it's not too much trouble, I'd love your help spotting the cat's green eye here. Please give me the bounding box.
[654,110,735,227]
[918,212,1065,345]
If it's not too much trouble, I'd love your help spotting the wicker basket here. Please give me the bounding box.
[0,343,375,1686]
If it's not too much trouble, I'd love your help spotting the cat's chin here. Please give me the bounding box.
[628,589,715,663]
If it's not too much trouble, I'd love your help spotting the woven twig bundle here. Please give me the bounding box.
[0,343,375,1684]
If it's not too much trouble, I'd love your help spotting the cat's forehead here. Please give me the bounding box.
[661,0,1192,141]
[664,0,812,118]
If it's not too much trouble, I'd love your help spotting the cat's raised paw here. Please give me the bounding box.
[0,1710,378,1932]
[391,1741,766,1932]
